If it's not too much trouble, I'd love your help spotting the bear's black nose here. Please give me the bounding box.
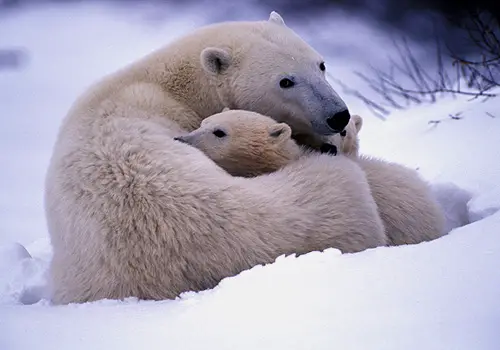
[326,109,351,133]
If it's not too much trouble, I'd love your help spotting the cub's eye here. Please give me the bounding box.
[279,78,295,89]
[213,129,227,138]
[319,62,326,71]
[340,130,347,137]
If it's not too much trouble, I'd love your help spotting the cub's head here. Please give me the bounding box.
[200,11,351,141]
[174,108,302,177]
[327,114,363,157]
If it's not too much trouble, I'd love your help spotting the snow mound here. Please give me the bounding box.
[0,242,49,306]
[468,187,500,223]
[430,182,473,232]
[2,210,500,350]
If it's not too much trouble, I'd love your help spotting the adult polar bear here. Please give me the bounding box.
[45,11,385,305]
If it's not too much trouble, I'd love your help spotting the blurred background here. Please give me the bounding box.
[0,0,498,244]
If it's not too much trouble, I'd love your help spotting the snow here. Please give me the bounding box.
[1,3,500,350]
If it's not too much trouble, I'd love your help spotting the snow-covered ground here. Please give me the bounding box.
[1,3,500,350]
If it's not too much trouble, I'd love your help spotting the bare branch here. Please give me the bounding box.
[339,9,499,119]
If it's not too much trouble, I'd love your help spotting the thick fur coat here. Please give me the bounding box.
[328,115,447,245]
[45,12,385,305]
[174,108,304,177]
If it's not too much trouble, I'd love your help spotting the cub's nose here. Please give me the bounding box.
[174,136,188,144]
[326,109,351,133]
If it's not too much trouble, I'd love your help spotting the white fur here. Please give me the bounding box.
[45,13,384,305]
[328,115,447,245]
[356,156,446,245]
[175,109,303,177]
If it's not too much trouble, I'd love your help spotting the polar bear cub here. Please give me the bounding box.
[328,114,447,245]
[174,108,304,177]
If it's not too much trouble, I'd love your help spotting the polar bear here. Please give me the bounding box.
[174,108,304,177]
[328,115,447,245]
[45,12,385,305]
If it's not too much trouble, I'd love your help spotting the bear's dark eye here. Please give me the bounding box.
[340,130,347,137]
[319,62,326,71]
[213,129,227,138]
[279,78,295,89]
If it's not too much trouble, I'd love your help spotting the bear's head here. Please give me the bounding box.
[174,107,302,177]
[327,114,363,157]
[200,11,351,140]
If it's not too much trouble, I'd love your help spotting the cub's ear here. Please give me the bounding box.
[268,11,286,26]
[222,107,231,112]
[268,123,292,144]
[352,114,363,133]
[200,48,232,75]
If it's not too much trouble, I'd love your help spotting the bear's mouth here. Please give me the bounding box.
[311,120,339,136]
[319,143,337,156]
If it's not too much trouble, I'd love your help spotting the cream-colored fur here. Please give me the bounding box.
[175,108,303,177]
[45,12,384,305]
[174,108,386,252]
[328,115,447,245]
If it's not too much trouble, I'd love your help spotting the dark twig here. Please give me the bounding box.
[333,9,499,119]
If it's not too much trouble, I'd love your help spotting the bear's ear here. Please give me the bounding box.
[268,11,286,27]
[268,123,292,144]
[352,114,363,133]
[222,107,231,112]
[201,48,232,75]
